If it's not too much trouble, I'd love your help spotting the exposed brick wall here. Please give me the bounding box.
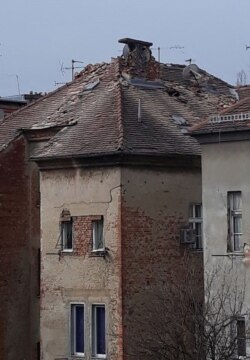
[0,136,40,360]
[120,169,204,360]
[59,215,102,256]
[73,215,93,256]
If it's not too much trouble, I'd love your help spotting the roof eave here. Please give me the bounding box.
[192,128,250,144]
[31,152,201,171]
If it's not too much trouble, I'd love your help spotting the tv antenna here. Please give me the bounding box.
[152,45,184,62]
[54,81,67,87]
[185,58,195,65]
[60,59,84,80]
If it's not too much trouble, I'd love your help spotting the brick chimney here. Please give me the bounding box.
[119,38,159,80]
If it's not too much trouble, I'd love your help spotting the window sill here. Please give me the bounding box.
[190,248,203,253]
[90,250,106,257]
[227,251,244,256]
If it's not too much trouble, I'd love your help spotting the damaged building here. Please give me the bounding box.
[0,38,238,359]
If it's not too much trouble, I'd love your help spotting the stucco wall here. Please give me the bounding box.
[121,166,203,359]
[40,167,123,360]
[40,164,203,360]
[201,141,250,353]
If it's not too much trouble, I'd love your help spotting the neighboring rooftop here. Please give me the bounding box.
[0,38,238,161]
[191,95,250,137]
[0,92,44,120]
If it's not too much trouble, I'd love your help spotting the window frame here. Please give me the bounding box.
[231,316,246,357]
[92,217,104,252]
[227,191,242,253]
[189,203,203,250]
[61,218,73,252]
[92,304,106,358]
[70,303,85,357]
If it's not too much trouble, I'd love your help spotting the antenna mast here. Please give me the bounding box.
[61,59,84,80]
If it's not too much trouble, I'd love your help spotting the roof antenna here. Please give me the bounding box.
[16,75,21,95]
[185,58,194,65]
[54,81,67,87]
[61,59,84,80]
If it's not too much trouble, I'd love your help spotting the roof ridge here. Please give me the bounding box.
[116,59,124,151]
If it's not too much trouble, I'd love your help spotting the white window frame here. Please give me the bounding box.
[61,219,73,252]
[227,191,242,252]
[92,217,104,252]
[189,203,203,250]
[71,303,85,357]
[92,304,106,358]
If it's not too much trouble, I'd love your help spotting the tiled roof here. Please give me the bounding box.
[191,96,250,135]
[237,85,250,100]
[0,57,236,160]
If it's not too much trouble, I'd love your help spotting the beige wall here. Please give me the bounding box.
[40,167,123,360]
[201,141,250,354]
[202,141,250,258]
[40,164,203,360]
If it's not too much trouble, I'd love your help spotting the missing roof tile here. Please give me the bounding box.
[83,79,100,91]
[172,115,187,126]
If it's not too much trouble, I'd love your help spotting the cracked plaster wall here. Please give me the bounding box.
[40,167,123,360]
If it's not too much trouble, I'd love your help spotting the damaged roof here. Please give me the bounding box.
[0,50,237,161]
[191,95,250,136]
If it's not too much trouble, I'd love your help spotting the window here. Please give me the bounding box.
[61,220,73,251]
[231,317,246,357]
[236,317,246,356]
[227,192,242,252]
[71,304,85,356]
[189,204,203,250]
[92,304,106,357]
[92,217,104,251]
[60,209,73,251]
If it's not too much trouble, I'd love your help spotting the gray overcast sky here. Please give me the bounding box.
[0,0,250,96]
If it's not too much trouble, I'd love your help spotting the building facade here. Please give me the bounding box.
[193,98,250,358]
[0,38,238,359]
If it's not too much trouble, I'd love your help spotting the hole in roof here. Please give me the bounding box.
[171,115,187,126]
[83,79,100,91]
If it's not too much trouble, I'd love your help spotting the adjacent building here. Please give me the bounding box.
[0,38,238,359]
[192,96,250,358]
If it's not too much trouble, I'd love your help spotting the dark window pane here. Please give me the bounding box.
[237,318,246,356]
[75,306,84,353]
[66,222,72,249]
[195,205,201,218]
[62,221,72,249]
[96,306,105,354]
[93,219,104,250]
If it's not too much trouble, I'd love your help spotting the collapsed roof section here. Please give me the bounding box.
[0,38,237,162]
